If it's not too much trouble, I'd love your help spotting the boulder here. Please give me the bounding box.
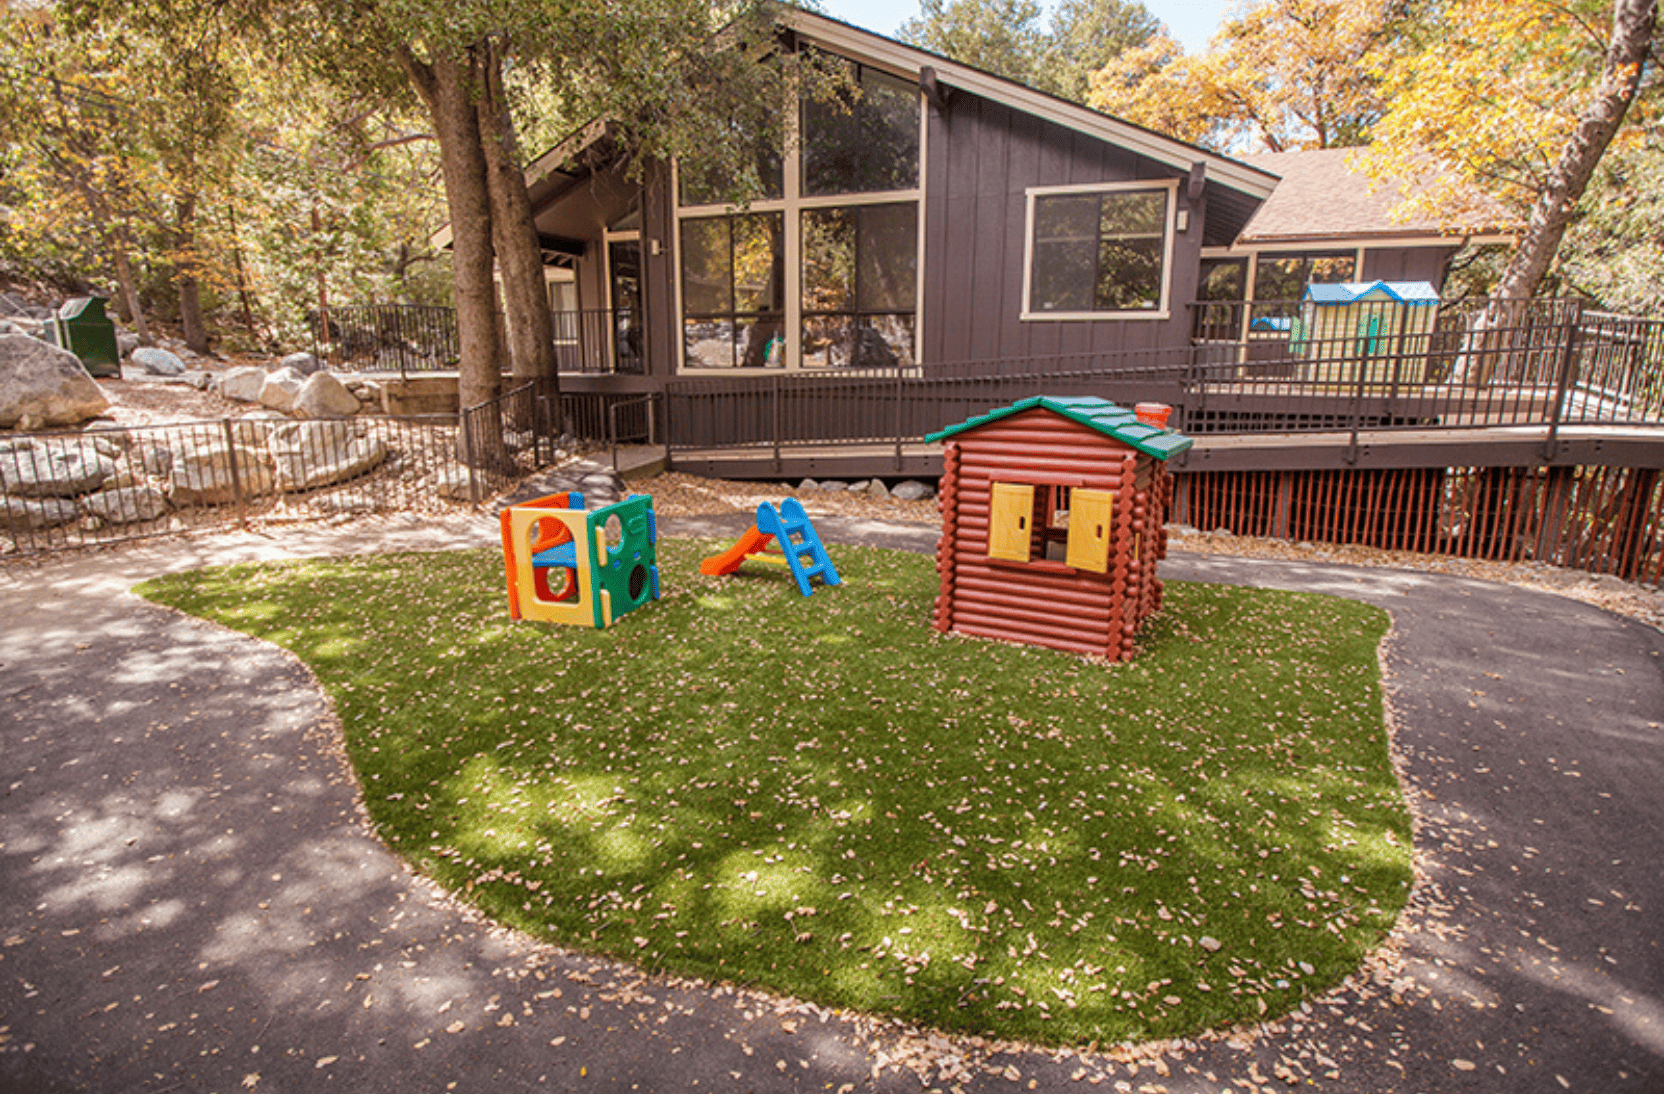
[0,495,78,531]
[0,333,109,428]
[228,411,286,446]
[294,370,361,418]
[866,478,891,498]
[81,428,129,460]
[136,440,174,477]
[267,420,388,491]
[891,479,934,501]
[130,346,186,376]
[81,484,170,524]
[117,332,142,357]
[258,366,306,413]
[280,351,323,376]
[220,365,267,402]
[0,440,115,498]
[433,466,476,501]
[168,438,275,506]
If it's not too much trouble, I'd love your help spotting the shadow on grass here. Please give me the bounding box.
[138,540,1411,1046]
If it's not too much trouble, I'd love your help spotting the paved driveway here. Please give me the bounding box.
[1,513,1660,1092]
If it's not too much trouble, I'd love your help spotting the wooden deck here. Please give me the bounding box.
[664,423,1664,481]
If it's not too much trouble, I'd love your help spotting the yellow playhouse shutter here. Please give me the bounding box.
[1065,488,1114,573]
[987,483,1034,561]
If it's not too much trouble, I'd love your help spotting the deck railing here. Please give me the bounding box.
[311,305,647,377]
[665,299,1664,458]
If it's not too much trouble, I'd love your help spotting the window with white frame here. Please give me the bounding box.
[1023,181,1175,318]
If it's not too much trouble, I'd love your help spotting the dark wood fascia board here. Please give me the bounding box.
[1174,430,1664,472]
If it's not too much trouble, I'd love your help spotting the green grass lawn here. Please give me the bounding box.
[137,539,1409,1046]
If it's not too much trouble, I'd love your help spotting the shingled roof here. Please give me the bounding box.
[925,396,1193,460]
[1237,148,1514,243]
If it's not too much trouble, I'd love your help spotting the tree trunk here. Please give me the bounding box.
[1452,0,1655,388]
[1492,0,1657,301]
[398,45,503,406]
[175,192,210,355]
[226,199,261,344]
[476,37,559,387]
[107,225,150,345]
[397,43,507,467]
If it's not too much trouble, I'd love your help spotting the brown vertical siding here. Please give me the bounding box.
[921,91,1204,367]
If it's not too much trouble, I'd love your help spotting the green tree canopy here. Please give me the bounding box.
[898,0,1160,103]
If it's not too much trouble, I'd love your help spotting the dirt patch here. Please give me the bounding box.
[92,377,253,429]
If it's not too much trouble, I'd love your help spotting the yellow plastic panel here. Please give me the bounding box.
[507,507,591,626]
[987,482,1035,561]
[1065,488,1114,573]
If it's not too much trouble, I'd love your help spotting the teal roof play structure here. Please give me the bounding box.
[1302,280,1440,306]
[925,395,1193,461]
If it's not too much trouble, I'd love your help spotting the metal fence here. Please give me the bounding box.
[1172,463,1664,585]
[553,309,647,375]
[310,305,459,373]
[1,413,473,557]
[666,299,1664,457]
[1,378,663,557]
[312,305,647,377]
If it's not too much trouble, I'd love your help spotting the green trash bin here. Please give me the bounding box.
[53,296,120,378]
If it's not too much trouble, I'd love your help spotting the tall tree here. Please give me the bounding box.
[1368,0,1658,302]
[1043,0,1162,103]
[1087,0,1397,151]
[258,0,817,430]
[898,0,1159,103]
[897,0,1050,89]
[0,8,159,339]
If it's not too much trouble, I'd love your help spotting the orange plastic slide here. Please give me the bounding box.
[699,525,773,576]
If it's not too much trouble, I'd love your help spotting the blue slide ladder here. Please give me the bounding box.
[756,498,842,598]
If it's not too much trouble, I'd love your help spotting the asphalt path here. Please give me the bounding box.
[1,511,1660,1093]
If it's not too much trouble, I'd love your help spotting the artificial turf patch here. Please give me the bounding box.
[137,539,1409,1046]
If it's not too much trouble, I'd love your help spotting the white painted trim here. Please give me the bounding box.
[1209,231,1517,255]
[781,9,1278,200]
[1019,178,1178,322]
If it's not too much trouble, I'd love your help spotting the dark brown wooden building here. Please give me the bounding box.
[927,396,1192,661]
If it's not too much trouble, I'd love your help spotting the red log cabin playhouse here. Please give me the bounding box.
[927,396,1193,661]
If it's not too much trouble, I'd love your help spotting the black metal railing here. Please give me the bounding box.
[310,305,648,377]
[0,412,468,557]
[310,304,459,373]
[664,299,1664,459]
[553,308,648,375]
[452,379,660,503]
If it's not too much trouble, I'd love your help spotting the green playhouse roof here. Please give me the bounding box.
[925,395,1193,460]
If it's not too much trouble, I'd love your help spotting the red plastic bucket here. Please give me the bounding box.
[1135,402,1173,428]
